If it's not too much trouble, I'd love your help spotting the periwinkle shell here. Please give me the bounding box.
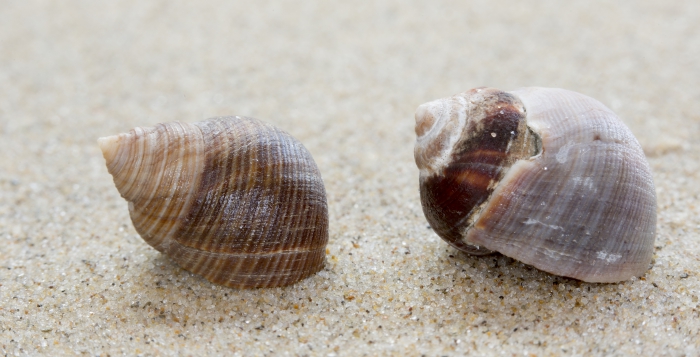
[414,87,656,283]
[99,117,329,288]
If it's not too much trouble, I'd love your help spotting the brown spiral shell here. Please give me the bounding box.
[99,116,328,288]
[414,87,656,283]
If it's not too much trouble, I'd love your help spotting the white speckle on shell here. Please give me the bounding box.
[597,251,623,264]
[555,141,574,163]
[522,218,564,231]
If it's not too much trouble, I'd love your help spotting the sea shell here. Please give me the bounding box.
[414,87,656,283]
[99,116,328,288]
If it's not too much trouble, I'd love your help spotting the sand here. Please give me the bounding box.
[1,1,699,356]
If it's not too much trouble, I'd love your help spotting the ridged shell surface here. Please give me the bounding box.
[415,87,656,283]
[99,117,328,288]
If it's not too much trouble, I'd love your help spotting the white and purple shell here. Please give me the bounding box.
[414,87,656,283]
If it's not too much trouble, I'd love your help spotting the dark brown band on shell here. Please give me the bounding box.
[416,89,540,254]
[168,118,328,288]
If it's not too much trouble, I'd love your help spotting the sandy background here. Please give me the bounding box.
[1,1,699,356]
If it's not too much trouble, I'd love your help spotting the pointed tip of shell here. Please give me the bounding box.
[98,134,122,165]
[414,100,440,138]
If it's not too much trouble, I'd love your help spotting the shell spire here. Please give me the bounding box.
[415,88,540,255]
[100,117,329,288]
